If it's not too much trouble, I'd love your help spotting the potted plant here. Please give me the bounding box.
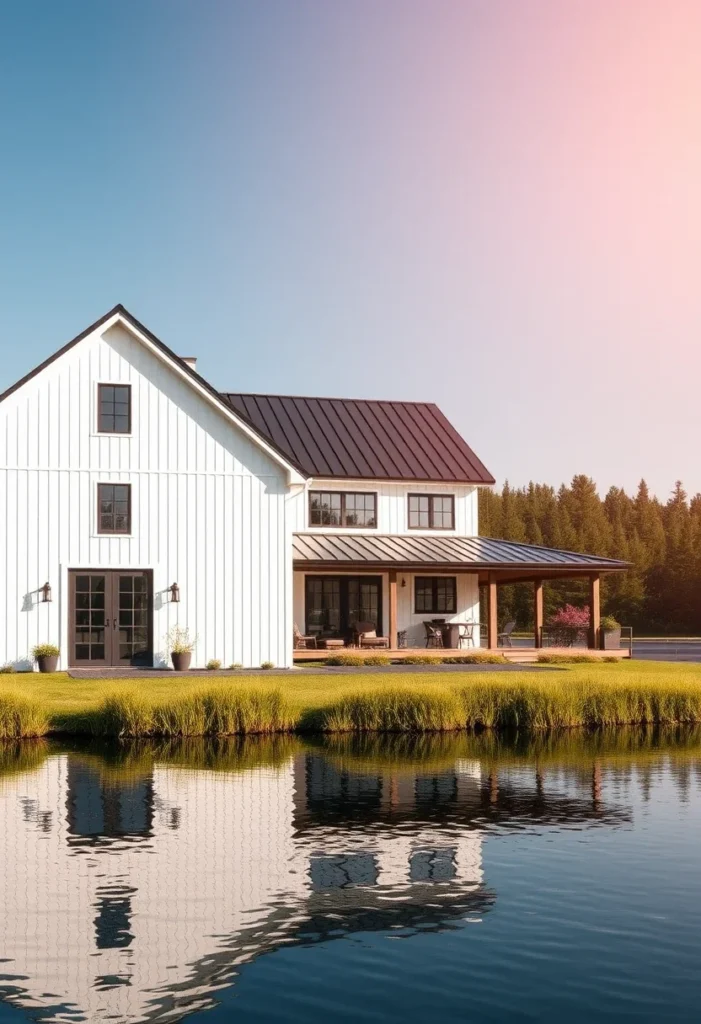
[32,643,60,673]
[600,615,622,651]
[165,625,198,671]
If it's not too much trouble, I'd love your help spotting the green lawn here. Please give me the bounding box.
[2,658,701,724]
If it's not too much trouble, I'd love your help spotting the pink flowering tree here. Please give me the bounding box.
[547,605,590,647]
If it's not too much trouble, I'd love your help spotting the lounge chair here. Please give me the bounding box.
[354,621,390,649]
[293,623,317,649]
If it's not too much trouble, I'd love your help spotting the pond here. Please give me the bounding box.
[0,729,699,1022]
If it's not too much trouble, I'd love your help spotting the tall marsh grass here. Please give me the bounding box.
[91,686,294,737]
[0,693,48,739]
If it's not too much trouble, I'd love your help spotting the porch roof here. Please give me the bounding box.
[292,532,630,581]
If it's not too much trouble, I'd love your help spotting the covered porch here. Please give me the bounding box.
[292,533,631,660]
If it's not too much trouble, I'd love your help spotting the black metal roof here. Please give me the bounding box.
[221,393,495,484]
[292,533,629,573]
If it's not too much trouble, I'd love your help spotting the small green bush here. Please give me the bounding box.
[206,659,222,671]
[31,644,60,659]
[601,615,621,631]
[326,654,366,666]
[0,693,49,739]
[260,661,275,670]
[0,664,17,674]
[440,654,505,664]
[399,655,442,665]
[362,655,391,666]
[536,654,598,664]
[228,663,243,671]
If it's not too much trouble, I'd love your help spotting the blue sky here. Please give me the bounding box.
[2,0,700,499]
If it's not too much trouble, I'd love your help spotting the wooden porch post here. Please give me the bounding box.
[487,573,498,649]
[589,573,601,649]
[388,570,398,649]
[533,579,544,648]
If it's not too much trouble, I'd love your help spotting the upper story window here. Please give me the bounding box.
[97,483,131,534]
[408,494,455,530]
[309,491,377,528]
[98,384,131,434]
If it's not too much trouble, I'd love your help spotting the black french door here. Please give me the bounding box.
[305,575,382,640]
[69,570,153,667]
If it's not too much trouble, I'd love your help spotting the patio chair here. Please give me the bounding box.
[293,623,317,649]
[354,621,390,649]
[424,621,444,648]
[458,622,475,648]
[498,620,516,647]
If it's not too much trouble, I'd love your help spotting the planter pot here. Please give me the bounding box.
[36,655,59,673]
[171,651,192,672]
[602,628,621,651]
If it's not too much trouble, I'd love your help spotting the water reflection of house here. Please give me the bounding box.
[0,751,627,1023]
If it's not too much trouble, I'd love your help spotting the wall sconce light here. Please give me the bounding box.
[170,582,180,603]
[401,577,406,588]
[42,581,52,603]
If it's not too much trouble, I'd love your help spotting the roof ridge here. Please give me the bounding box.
[220,391,440,407]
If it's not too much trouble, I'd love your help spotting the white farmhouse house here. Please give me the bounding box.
[0,305,626,670]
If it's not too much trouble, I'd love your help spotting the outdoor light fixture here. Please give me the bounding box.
[170,582,180,603]
[42,581,52,603]
[401,577,407,588]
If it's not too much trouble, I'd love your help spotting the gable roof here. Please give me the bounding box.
[0,305,305,482]
[221,393,495,484]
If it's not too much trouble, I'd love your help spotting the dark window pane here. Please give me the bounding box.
[134,576,146,592]
[115,515,128,531]
[120,643,133,660]
[91,576,105,592]
[76,576,90,592]
[76,593,90,610]
[91,612,104,627]
[92,645,105,660]
[75,645,90,660]
[91,592,105,609]
[119,576,132,591]
[100,514,113,530]
[114,415,129,432]
[76,610,90,626]
[119,610,131,626]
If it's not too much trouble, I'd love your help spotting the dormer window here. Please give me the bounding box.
[408,494,455,530]
[98,384,131,434]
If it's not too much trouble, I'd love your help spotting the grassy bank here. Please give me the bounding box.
[1,661,701,738]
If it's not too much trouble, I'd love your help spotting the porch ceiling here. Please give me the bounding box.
[292,532,630,579]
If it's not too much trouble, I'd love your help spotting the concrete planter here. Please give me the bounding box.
[171,651,192,671]
[602,628,621,651]
[37,655,59,673]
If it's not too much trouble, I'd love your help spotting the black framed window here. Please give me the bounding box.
[414,576,457,614]
[98,384,131,434]
[97,484,131,534]
[408,494,454,530]
[309,491,377,528]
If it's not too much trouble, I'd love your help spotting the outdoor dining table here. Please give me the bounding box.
[441,622,475,649]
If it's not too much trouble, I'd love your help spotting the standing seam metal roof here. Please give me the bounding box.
[292,533,630,570]
[220,394,495,483]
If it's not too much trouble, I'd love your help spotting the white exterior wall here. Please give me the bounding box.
[286,478,479,536]
[0,322,293,669]
[290,479,482,646]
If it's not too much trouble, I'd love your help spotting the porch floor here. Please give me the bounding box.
[294,646,631,663]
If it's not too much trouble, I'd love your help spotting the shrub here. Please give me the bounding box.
[0,693,49,739]
[228,663,243,671]
[31,643,60,659]
[601,615,621,631]
[440,654,505,664]
[260,661,275,670]
[537,654,598,664]
[0,664,16,674]
[206,659,222,671]
[399,655,442,665]
[164,625,198,654]
[362,655,391,666]
[547,605,589,647]
[326,654,366,666]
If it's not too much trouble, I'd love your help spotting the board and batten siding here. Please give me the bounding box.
[286,480,479,535]
[0,322,293,669]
